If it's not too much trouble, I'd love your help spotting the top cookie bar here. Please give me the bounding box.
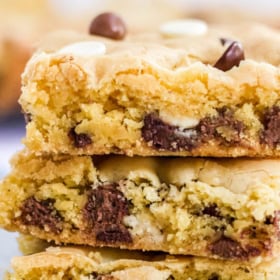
[20,16,280,157]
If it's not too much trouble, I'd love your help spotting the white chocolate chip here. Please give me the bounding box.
[159,111,199,129]
[159,158,203,186]
[198,161,230,187]
[57,41,106,57]
[160,19,208,37]
[98,157,160,187]
[228,171,268,194]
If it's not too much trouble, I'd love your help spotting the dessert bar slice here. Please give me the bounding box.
[1,150,280,261]
[7,236,280,280]
[6,245,280,280]
[6,247,280,280]
[20,22,280,157]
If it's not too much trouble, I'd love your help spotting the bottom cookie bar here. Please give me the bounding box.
[6,245,280,280]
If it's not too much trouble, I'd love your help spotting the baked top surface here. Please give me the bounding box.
[32,22,280,68]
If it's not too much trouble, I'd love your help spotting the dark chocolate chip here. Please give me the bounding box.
[245,245,261,257]
[68,127,92,148]
[209,236,251,260]
[84,184,132,244]
[95,223,132,244]
[202,204,221,218]
[141,109,245,152]
[260,106,280,148]
[19,197,63,234]
[89,12,126,40]
[198,107,245,145]
[208,274,220,280]
[214,41,245,71]
[141,112,199,151]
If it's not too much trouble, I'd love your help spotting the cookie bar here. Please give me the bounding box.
[1,150,280,261]
[20,22,280,157]
[6,245,280,280]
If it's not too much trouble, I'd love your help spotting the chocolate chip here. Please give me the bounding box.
[214,41,245,71]
[260,106,280,148]
[208,274,220,280]
[68,127,92,148]
[198,107,245,145]
[89,12,126,40]
[84,184,132,244]
[245,245,262,257]
[209,236,258,260]
[141,109,245,152]
[202,204,221,218]
[19,197,63,234]
[95,223,132,244]
[141,112,199,151]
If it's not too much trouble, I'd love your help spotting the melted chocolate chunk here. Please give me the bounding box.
[214,41,245,71]
[84,184,132,244]
[19,197,63,234]
[209,236,260,260]
[89,12,126,40]
[208,274,220,280]
[95,223,132,244]
[202,204,221,218]
[198,107,244,144]
[260,106,280,148]
[245,245,262,257]
[68,127,92,148]
[141,112,199,151]
[141,109,244,151]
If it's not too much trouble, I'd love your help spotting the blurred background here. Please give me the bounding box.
[0,0,280,275]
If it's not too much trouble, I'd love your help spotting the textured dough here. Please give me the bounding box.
[19,22,280,157]
[6,244,280,280]
[1,150,280,260]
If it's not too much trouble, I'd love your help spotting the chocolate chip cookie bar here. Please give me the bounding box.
[6,245,280,280]
[20,21,280,157]
[1,150,280,261]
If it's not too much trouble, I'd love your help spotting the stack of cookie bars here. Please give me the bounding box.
[1,13,280,279]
